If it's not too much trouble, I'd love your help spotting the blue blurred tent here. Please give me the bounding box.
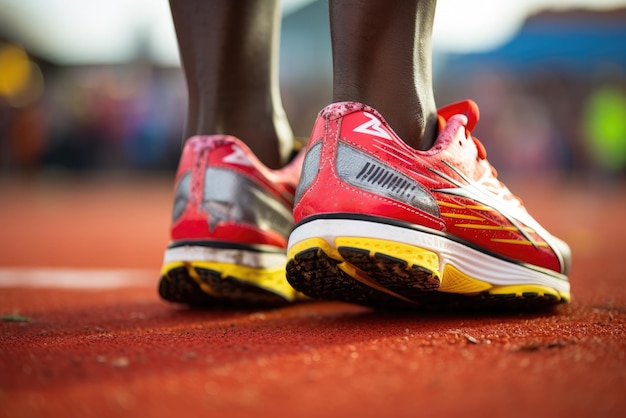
[445,8,626,73]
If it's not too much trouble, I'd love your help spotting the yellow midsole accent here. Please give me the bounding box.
[334,237,441,273]
[287,237,341,260]
[439,264,493,294]
[558,291,571,302]
[161,260,296,301]
[439,264,569,301]
[488,284,569,301]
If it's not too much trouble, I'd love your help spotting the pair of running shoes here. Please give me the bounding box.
[159,100,571,310]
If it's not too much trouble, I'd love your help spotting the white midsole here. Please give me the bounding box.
[288,218,570,293]
[163,245,286,269]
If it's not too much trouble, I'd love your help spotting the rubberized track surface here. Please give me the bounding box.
[1,177,624,418]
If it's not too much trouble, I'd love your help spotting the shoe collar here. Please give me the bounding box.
[437,99,480,133]
[437,100,487,160]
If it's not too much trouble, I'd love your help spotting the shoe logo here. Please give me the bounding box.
[353,112,392,140]
[223,145,252,166]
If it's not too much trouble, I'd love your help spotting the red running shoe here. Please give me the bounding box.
[159,135,303,306]
[286,100,571,309]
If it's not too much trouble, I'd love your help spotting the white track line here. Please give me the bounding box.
[0,268,156,289]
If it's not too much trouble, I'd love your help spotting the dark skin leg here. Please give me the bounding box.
[329,0,439,150]
[170,0,293,169]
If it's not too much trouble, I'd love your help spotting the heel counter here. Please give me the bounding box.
[293,114,443,229]
[170,137,294,247]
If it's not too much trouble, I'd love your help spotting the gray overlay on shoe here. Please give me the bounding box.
[172,171,191,222]
[202,168,294,237]
[294,142,322,206]
[336,142,440,217]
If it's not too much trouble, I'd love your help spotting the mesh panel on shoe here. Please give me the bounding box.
[294,142,322,206]
[336,142,440,217]
[172,171,191,222]
[202,168,294,237]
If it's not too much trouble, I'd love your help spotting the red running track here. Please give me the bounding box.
[0,176,625,418]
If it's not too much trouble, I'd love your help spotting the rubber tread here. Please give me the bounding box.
[286,245,568,312]
[286,247,416,309]
[159,265,289,308]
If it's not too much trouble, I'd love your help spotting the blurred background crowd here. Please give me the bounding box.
[1,0,625,181]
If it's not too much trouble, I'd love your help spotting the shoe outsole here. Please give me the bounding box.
[286,237,570,312]
[285,247,417,309]
[159,263,293,308]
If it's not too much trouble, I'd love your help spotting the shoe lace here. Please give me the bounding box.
[439,100,523,207]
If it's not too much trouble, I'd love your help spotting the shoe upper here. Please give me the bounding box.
[293,100,571,276]
[170,135,303,249]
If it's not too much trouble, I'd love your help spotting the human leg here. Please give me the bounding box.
[329,0,438,150]
[170,0,292,168]
[160,0,303,307]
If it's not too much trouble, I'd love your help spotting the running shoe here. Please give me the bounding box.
[286,100,571,309]
[159,135,303,307]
